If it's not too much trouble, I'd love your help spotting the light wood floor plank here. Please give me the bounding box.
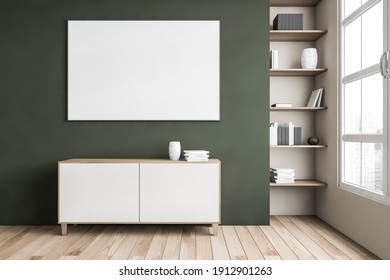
[196,226,213,260]
[0,226,9,235]
[7,227,58,260]
[59,256,77,260]
[221,226,247,260]
[99,225,135,259]
[179,226,196,260]
[310,216,379,260]
[76,226,121,259]
[210,225,230,260]
[162,226,182,260]
[63,225,106,257]
[275,216,333,260]
[305,216,379,260]
[261,225,298,260]
[41,225,93,260]
[145,226,170,260]
[0,227,45,259]
[0,227,32,253]
[234,226,264,260]
[93,226,130,260]
[288,216,350,260]
[0,227,27,242]
[128,226,157,260]
[270,216,315,260]
[110,226,143,260]
[247,226,281,260]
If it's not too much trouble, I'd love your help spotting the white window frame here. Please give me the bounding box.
[339,0,390,205]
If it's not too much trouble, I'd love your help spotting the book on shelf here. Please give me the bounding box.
[271,103,292,108]
[270,167,295,184]
[270,50,279,69]
[294,127,302,145]
[306,88,323,107]
[270,175,296,181]
[269,167,295,173]
[270,179,295,184]
[270,170,295,175]
[185,158,209,162]
[183,150,209,162]
[183,150,209,154]
[270,122,278,146]
[270,123,302,146]
[288,122,294,146]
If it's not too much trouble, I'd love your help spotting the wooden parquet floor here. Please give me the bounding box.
[0,216,379,260]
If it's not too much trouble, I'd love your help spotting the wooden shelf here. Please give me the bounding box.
[270,107,327,112]
[270,179,327,187]
[270,30,327,42]
[270,0,321,7]
[270,69,327,77]
[270,145,327,148]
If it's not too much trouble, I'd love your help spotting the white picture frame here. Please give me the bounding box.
[67,20,220,121]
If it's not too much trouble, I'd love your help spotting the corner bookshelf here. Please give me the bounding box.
[270,0,327,190]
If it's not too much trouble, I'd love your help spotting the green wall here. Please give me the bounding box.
[0,0,269,225]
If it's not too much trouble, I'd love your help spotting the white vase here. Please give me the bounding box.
[169,141,181,160]
[301,48,318,69]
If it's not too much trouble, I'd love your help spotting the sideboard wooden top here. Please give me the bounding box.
[59,159,220,164]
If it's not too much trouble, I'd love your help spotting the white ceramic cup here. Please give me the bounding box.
[169,141,181,160]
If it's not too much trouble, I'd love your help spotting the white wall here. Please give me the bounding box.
[315,0,390,260]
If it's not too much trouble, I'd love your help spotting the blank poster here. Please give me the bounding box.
[67,20,220,121]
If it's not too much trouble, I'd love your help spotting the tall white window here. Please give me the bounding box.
[340,0,390,204]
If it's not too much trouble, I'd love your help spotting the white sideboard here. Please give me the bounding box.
[58,159,221,235]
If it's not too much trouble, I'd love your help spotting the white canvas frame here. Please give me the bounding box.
[67,20,220,121]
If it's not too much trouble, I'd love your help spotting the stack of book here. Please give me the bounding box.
[270,122,302,146]
[183,150,209,162]
[270,168,295,184]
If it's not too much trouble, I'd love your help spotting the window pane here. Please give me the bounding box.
[362,73,383,133]
[362,143,383,193]
[344,0,362,19]
[362,1,383,69]
[344,80,361,134]
[344,142,361,186]
[344,17,362,76]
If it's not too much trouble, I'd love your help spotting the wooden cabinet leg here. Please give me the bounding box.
[212,224,218,236]
[61,223,68,236]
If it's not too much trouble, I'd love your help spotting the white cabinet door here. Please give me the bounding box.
[59,163,139,223]
[140,163,220,223]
